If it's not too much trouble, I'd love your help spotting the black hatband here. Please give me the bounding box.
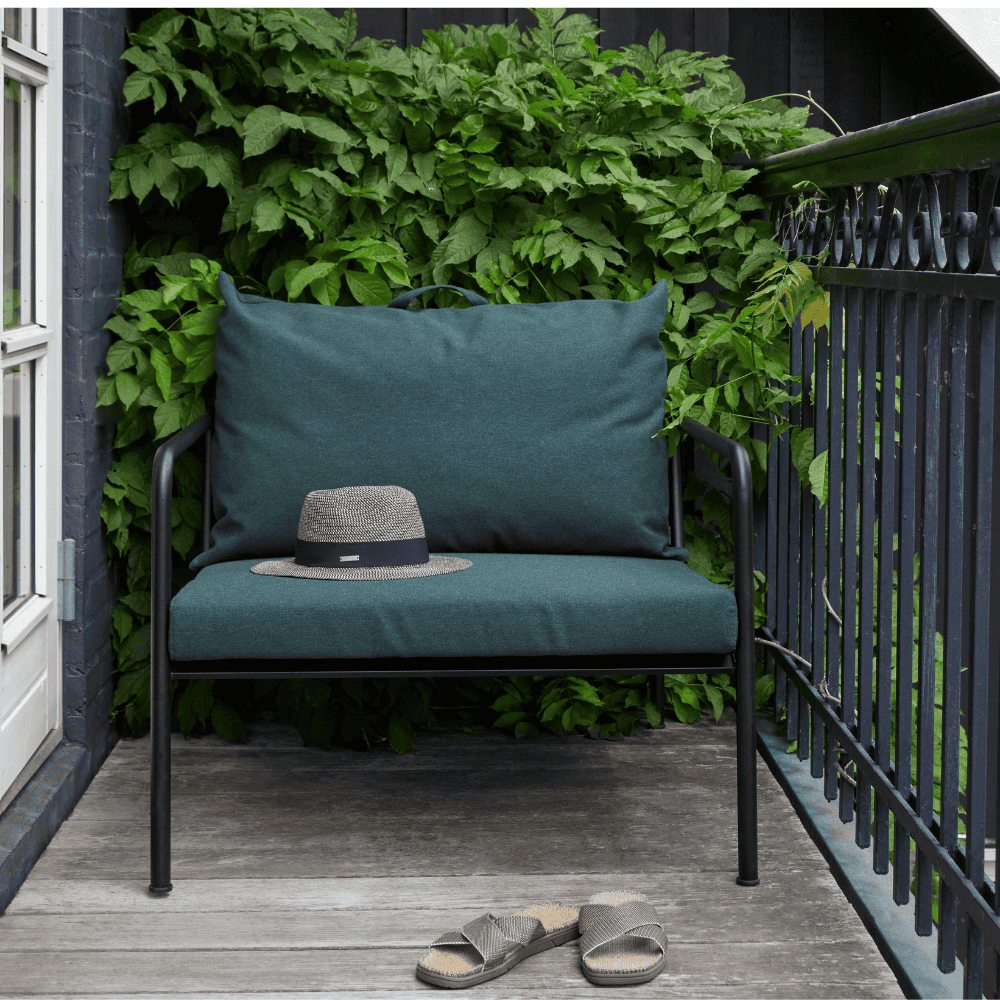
[294,537,430,568]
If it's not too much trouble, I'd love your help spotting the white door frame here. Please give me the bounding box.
[0,7,63,805]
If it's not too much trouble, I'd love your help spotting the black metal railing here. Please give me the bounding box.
[750,92,1000,999]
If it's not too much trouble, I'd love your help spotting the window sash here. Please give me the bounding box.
[0,8,56,621]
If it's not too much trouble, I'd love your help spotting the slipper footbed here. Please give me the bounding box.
[581,890,665,977]
[417,902,580,978]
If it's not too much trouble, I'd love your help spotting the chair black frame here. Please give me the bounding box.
[149,413,759,893]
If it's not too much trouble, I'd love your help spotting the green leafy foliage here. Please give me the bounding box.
[102,7,837,750]
[490,674,661,740]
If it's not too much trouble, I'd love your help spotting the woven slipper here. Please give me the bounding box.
[416,902,580,989]
[578,890,668,986]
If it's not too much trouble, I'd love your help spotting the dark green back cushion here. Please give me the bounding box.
[189,274,682,571]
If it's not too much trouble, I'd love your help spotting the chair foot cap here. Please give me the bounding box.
[736,877,760,887]
[148,883,173,894]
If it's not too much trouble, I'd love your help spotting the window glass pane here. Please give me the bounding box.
[2,9,36,49]
[3,75,32,330]
[3,360,33,612]
[2,8,20,43]
[4,76,18,329]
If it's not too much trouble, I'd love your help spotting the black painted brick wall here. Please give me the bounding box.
[0,7,135,915]
[63,7,132,753]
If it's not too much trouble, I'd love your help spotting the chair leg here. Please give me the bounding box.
[734,642,760,886]
[149,647,173,894]
[653,673,665,728]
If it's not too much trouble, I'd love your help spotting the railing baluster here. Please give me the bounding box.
[812,319,829,780]
[857,286,879,850]
[787,316,803,743]
[826,286,844,802]
[800,323,815,762]
[939,294,967,974]
[894,290,919,904]
[841,285,861,824]
[915,293,942,939]
[994,306,1000,999]
[767,385,779,703]
[874,289,898,876]
[963,296,994,999]
[776,376,790,726]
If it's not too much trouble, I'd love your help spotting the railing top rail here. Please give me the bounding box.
[749,90,1000,197]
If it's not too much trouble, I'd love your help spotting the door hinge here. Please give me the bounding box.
[57,539,75,621]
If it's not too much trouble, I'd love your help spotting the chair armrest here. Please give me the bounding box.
[679,418,755,669]
[151,412,212,673]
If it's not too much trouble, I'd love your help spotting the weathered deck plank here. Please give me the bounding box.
[1,873,868,948]
[0,719,905,997]
[0,943,903,994]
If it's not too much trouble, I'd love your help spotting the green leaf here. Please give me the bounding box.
[252,193,286,233]
[493,711,529,728]
[672,262,709,284]
[345,270,391,306]
[210,703,247,743]
[560,213,624,250]
[242,105,291,158]
[178,678,214,734]
[736,193,768,213]
[105,341,138,375]
[491,693,525,712]
[723,378,740,411]
[287,261,338,300]
[115,371,141,409]
[703,684,724,721]
[756,673,776,709]
[789,426,815,486]
[541,698,570,723]
[412,151,435,185]
[124,288,164,312]
[808,450,829,505]
[123,72,154,108]
[570,701,600,727]
[113,666,147,708]
[111,604,132,644]
[387,715,415,754]
[345,242,404,264]
[94,375,118,406]
[149,346,172,401]
[670,691,701,724]
[431,211,490,269]
[642,698,662,727]
[467,136,499,154]
[701,158,723,191]
[488,31,509,58]
[385,143,407,183]
[300,115,352,144]
[119,590,151,617]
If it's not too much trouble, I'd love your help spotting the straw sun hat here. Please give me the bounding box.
[250,485,472,581]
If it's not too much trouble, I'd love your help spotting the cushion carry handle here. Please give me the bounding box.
[387,285,489,309]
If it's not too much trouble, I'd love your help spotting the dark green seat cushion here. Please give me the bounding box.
[189,275,683,571]
[170,553,738,661]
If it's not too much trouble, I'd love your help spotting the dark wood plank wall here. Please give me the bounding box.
[328,8,999,134]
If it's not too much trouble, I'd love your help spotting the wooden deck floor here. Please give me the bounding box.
[0,715,905,998]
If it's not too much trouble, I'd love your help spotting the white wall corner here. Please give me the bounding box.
[931,8,1000,83]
